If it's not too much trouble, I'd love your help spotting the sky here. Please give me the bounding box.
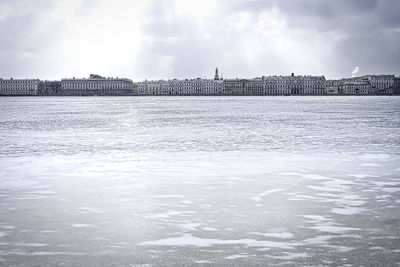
[0,0,399,81]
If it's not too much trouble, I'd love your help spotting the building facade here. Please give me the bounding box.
[367,75,394,95]
[61,74,136,96]
[0,78,40,96]
[138,74,326,96]
[326,80,340,95]
[263,75,325,95]
[224,79,246,95]
[38,81,62,96]
[341,81,371,95]
[394,77,400,95]
[138,78,224,96]
[264,76,291,95]
[224,78,264,95]
[327,75,394,95]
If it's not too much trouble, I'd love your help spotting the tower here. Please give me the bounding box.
[214,68,219,80]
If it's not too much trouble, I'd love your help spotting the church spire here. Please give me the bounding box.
[214,68,219,80]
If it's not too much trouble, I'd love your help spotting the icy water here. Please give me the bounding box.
[0,96,399,266]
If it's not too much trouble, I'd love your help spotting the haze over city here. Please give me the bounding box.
[1,0,399,81]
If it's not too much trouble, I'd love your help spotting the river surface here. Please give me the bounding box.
[0,96,399,266]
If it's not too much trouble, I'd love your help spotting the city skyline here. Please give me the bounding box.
[2,71,398,96]
[0,0,399,81]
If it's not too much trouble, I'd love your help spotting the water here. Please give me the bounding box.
[0,96,399,266]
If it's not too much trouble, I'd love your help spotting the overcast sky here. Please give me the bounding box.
[0,0,399,81]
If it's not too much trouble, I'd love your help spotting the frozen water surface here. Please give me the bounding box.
[0,96,399,266]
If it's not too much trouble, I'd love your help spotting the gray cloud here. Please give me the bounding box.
[0,0,399,80]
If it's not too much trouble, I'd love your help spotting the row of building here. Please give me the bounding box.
[138,69,398,96]
[0,74,136,96]
[326,75,396,95]
[1,70,399,96]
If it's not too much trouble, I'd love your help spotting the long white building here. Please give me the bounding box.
[0,78,40,96]
[61,74,136,96]
[139,71,326,96]
[262,74,325,95]
[138,78,224,95]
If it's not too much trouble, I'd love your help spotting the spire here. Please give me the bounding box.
[214,68,219,80]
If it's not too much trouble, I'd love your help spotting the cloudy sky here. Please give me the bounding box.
[0,0,399,81]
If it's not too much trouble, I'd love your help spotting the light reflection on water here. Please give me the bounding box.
[0,96,399,266]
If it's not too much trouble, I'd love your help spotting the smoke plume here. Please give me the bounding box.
[351,67,359,77]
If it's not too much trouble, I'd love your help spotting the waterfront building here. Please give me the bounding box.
[224,78,264,95]
[341,80,371,95]
[61,74,136,96]
[245,78,264,95]
[138,80,156,95]
[138,78,224,95]
[0,78,40,96]
[178,79,195,95]
[139,79,179,95]
[139,74,325,96]
[38,81,62,96]
[302,75,325,95]
[367,75,394,95]
[191,78,219,95]
[138,68,225,96]
[325,80,339,95]
[263,76,291,95]
[263,74,325,95]
[224,79,245,95]
[393,77,400,95]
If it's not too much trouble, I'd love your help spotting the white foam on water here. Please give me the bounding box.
[325,245,354,253]
[361,163,381,167]
[143,211,196,219]
[308,185,344,193]
[250,232,294,239]
[78,207,106,214]
[1,226,15,230]
[302,235,335,245]
[299,174,330,180]
[348,174,378,179]
[278,172,302,176]
[15,243,48,247]
[308,224,360,234]
[138,234,295,249]
[274,252,310,260]
[72,224,96,228]
[369,246,385,251]
[202,227,218,231]
[179,223,204,231]
[373,181,400,186]
[194,260,214,264]
[225,254,249,260]
[285,193,325,201]
[28,190,56,195]
[381,187,400,193]
[331,206,367,215]
[359,154,391,160]
[251,189,283,202]
[302,215,331,222]
[152,195,185,199]
[0,232,9,238]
